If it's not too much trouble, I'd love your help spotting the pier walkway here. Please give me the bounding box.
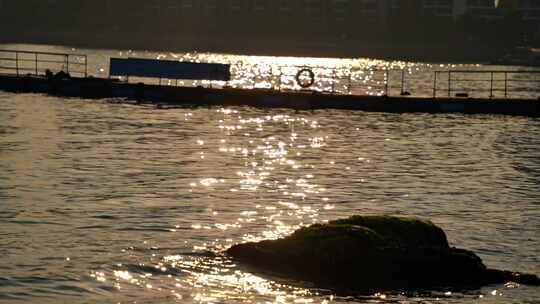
[0,49,539,116]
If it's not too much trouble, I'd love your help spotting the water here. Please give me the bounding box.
[0,45,539,304]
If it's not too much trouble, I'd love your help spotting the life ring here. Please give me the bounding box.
[295,68,315,88]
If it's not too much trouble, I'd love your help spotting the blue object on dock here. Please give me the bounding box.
[109,58,231,81]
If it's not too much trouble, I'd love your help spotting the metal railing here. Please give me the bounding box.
[0,49,87,78]
[434,70,540,99]
[100,57,540,100]
[295,68,540,99]
[178,66,540,99]
[276,65,351,94]
[227,65,410,96]
[2,48,537,100]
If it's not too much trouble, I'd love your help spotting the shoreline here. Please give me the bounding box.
[0,32,508,65]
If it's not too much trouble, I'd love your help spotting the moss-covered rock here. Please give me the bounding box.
[226,215,539,292]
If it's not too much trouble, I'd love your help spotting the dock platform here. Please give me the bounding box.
[0,49,539,116]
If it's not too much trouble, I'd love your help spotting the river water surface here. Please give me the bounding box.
[0,45,539,304]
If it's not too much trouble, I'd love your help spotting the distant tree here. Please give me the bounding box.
[388,0,424,43]
[496,7,528,48]
[497,0,520,10]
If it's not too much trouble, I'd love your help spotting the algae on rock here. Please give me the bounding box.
[226,215,540,292]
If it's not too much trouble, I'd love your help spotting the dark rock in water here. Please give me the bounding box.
[226,215,540,292]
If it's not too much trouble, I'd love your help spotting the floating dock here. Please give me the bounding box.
[0,49,539,116]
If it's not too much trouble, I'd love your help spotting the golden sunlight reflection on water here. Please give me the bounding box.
[188,110,329,244]
[82,109,339,303]
[72,103,538,303]
[2,44,539,304]
[93,254,327,304]
[79,105,537,304]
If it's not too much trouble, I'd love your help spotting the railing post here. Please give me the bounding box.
[65,55,69,74]
[269,65,274,90]
[490,72,494,98]
[15,51,19,76]
[448,71,451,98]
[401,69,405,95]
[35,53,38,75]
[433,71,438,98]
[347,73,352,95]
[385,69,389,96]
[84,55,88,78]
[278,68,282,91]
[504,72,508,98]
[331,70,336,93]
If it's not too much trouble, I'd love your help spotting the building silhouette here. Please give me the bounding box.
[0,0,538,59]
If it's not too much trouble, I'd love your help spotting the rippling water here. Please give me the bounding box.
[1,45,540,304]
